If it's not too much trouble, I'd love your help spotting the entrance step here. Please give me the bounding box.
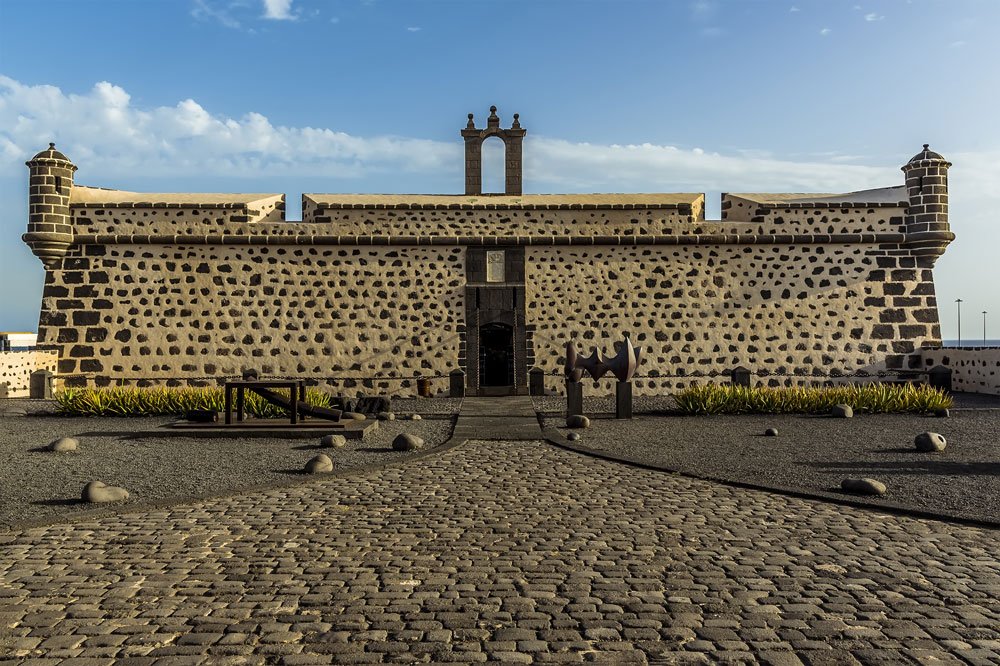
[453,396,541,441]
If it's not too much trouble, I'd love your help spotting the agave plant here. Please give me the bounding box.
[55,386,336,417]
[673,382,952,415]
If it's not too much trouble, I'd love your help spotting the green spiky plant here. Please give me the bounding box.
[673,383,952,415]
[55,386,335,418]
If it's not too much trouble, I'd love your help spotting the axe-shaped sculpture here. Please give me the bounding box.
[604,335,642,383]
[565,335,641,382]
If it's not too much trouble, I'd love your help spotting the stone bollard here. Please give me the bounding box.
[566,379,583,418]
[529,367,545,396]
[449,369,465,398]
[927,365,952,392]
[30,370,54,399]
[730,366,751,387]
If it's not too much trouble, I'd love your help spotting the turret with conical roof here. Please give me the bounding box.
[901,143,953,263]
[23,143,77,269]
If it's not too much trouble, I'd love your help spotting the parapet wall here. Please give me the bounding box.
[0,350,58,398]
[919,348,1000,395]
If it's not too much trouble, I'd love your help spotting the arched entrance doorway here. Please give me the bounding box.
[479,322,514,388]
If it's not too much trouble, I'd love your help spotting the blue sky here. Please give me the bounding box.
[1,0,998,339]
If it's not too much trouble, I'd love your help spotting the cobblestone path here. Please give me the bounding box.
[2,438,1000,664]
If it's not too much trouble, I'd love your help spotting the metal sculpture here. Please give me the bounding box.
[564,335,642,419]
[564,335,642,383]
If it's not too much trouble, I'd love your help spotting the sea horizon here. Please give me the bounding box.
[941,339,1000,348]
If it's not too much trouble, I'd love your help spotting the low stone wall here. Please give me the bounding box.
[0,350,58,398]
[920,348,1000,395]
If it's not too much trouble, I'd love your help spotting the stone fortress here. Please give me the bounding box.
[21,106,958,396]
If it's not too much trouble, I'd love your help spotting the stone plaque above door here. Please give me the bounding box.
[486,250,505,283]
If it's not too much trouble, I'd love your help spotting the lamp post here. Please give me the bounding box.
[984,311,988,346]
[956,299,963,347]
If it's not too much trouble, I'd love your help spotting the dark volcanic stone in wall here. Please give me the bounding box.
[525,243,940,394]
[38,244,466,394]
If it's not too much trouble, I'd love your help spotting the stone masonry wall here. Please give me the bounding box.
[39,245,465,396]
[304,206,699,237]
[526,243,941,395]
[0,350,58,398]
[722,202,906,235]
[919,348,1000,395]
[70,195,285,235]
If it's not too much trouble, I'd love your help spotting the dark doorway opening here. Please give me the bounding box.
[479,322,514,387]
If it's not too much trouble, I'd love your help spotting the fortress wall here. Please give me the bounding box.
[38,244,465,395]
[70,195,285,234]
[919,348,1000,395]
[0,350,58,398]
[525,244,941,395]
[306,207,701,237]
[723,199,906,234]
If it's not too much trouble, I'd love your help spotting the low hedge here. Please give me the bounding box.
[55,386,335,417]
[673,383,953,415]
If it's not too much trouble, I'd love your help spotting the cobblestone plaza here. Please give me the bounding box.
[3,434,999,664]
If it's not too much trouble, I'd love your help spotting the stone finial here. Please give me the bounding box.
[512,113,521,129]
[904,143,949,166]
[487,105,500,127]
[467,113,475,129]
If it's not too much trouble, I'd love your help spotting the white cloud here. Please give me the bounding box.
[951,40,966,48]
[330,16,340,24]
[1,75,996,207]
[820,27,832,35]
[262,0,295,20]
[406,26,421,32]
[690,0,716,21]
[191,0,243,29]
[864,12,884,21]
[789,6,800,12]
[0,76,455,179]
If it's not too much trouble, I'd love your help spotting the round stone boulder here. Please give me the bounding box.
[840,477,886,496]
[342,412,366,421]
[914,431,947,452]
[320,434,347,449]
[567,432,582,442]
[410,414,422,421]
[305,454,334,474]
[49,437,78,452]
[82,480,129,503]
[392,433,424,452]
[764,428,778,437]
[377,412,395,421]
[566,414,590,429]
[831,404,854,418]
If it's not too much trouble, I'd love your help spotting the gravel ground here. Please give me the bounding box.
[544,409,1000,525]
[533,394,676,415]
[0,415,454,529]
[390,397,464,415]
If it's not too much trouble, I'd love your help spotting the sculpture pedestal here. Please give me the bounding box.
[566,380,583,417]
[616,381,632,419]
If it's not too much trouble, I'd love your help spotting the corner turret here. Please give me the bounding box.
[901,144,953,263]
[23,143,77,269]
